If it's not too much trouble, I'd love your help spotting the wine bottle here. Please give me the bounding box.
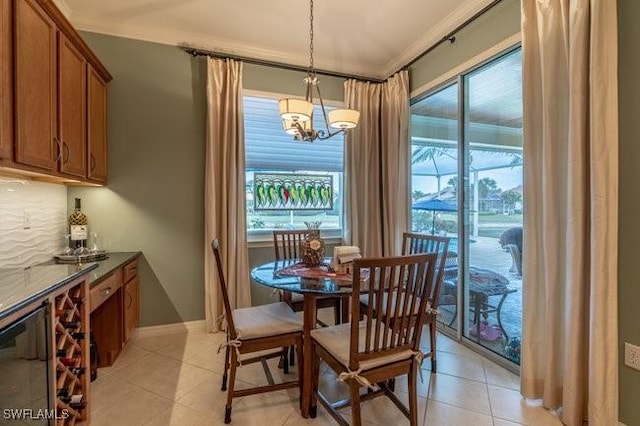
[69,367,86,377]
[56,348,68,358]
[60,321,80,330]
[71,332,85,340]
[59,357,79,367]
[68,198,88,250]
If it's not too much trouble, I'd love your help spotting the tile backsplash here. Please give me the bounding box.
[0,177,67,268]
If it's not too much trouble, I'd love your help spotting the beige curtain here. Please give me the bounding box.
[204,57,251,332]
[344,70,410,257]
[521,2,618,425]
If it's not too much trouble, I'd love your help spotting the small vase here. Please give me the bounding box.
[300,221,324,267]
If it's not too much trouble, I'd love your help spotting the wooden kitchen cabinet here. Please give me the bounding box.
[122,259,139,343]
[87,67,108,183]
[58,33,87,178]
[0,0,111,184]
[90,256,139,367]
[123,276,139,343]
[14,0,57,171]
[0,0,12,161]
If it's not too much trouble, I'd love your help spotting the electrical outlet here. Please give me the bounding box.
[625,342,640,370]
[23,211,31,229]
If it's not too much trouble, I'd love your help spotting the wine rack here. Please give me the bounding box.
[53,280,89,425]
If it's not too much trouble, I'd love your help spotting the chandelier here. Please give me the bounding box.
[278,0,360,142]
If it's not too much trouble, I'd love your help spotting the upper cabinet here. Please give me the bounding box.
[58,33,87,178]
[0,0,12,161]
[1,0,111,184]
[87,67,107,183]
[14,0,57,171]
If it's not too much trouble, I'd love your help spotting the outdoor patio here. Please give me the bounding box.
[437,234,523,362]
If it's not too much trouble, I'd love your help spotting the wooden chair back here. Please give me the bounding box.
[401,232,450,310]
[351,253,436,372]
[273,230,309,261]
[210,239,237,340]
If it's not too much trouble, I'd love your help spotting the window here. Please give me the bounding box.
[244,95,344,239]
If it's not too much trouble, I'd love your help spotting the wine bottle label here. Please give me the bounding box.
[70,225,87,241]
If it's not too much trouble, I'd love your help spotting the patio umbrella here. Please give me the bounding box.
[411,198,457,234]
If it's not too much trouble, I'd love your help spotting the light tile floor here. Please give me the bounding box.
[90,318,562,426]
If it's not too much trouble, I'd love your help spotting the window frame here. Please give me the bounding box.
[243,89,346,244]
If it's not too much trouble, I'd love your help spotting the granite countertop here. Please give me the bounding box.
[85,252,140,287]
[0,252,140,323]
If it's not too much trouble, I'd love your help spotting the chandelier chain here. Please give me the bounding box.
[309,0,314,75]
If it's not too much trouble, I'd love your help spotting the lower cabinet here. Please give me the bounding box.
[89,257,139,368]
[123,275,139,343]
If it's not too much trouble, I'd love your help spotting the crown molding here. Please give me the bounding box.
[381,0,498,78]
[69,15,386,80]
[68,0,496,81]
[50,0,71,18]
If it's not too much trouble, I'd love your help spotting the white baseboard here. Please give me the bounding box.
[134,319,209,339]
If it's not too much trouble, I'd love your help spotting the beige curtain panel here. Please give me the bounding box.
[204,57,251,333]
[521,1,618,425]
[344,70,410,257]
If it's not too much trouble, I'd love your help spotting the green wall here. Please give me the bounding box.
[69,32,345,325]
[617,0,640,423]
[68,34,207,326]
[409,0,521,92]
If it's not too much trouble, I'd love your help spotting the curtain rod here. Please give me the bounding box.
[395,0,503,75]
[181,46,385,84]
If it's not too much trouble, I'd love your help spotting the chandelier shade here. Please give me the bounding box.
[328,109,360,129]
[283,118,310,135]
[277,0,359,142]
[278,98,313,122]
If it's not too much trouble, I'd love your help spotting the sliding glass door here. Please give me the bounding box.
[411,47,523,365]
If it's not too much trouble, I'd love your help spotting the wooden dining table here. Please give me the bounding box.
[250,259,352,418]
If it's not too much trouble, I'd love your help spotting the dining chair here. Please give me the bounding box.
[310,253,437,426]
[400,233,450,372]
[273,230,346,326]
[211,239,304,424]
[360,232,450,372]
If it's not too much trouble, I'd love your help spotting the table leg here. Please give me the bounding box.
[496,292,510,342]
[301,294,317,418]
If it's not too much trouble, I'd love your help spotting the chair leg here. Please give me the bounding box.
[289,345,296,366]
[310,344,320,418]
[408,362,419,426]
[333,300,341,325]
[430,321,437,373]
[224,350,238,424]
[296,337,305,411]
[221,344,230,391]
[282,347,289,374]
[349,381,362,426]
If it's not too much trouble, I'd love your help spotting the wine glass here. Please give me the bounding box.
[73,240,90,257]
[90,232,101,254]
[60,234,73,256]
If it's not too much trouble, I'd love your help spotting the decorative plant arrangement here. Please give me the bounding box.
[253,173,333,210]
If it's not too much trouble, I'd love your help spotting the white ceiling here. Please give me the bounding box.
[56,0,496,80]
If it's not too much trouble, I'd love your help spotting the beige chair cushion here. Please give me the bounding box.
[359,293,432,315]
[233,302,302,340]
[311,321,414,371]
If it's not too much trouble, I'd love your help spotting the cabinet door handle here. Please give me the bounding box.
[62,141,70,164]
[54,137,63,163]
[90,154,96,171]
[102,287,112,296]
